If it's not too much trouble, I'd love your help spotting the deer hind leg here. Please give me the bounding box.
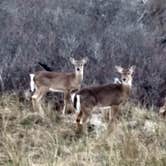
[82,111,91,135]
[62,91,70,115]
[75,103,92,134]
[76,109,83,127]
[31,90,40,111]
[76,108,89,134]
[31,87,48,115]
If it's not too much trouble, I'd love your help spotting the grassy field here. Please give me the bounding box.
[0,94,165,166]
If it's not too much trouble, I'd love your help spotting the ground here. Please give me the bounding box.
[0,94,166,166]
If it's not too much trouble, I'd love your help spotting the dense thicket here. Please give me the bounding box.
[0,0,166,107]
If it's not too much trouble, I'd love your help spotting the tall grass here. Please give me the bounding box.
[0,94,165,166]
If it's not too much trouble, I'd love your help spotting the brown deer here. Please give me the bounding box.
[30,57,88,114]
[73,66,135,133]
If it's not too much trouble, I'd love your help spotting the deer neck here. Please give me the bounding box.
[122,83,132,97]
[123,79,132,87]
[75,70,83,84]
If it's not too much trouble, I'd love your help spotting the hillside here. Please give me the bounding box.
[0,94,165,165]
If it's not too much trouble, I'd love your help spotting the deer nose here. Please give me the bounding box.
[77,68,80,71]
[122,78,126,82]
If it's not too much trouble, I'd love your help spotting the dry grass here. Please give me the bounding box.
[0,94,166,166]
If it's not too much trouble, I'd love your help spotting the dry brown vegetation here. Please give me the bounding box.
[0,94,165,166]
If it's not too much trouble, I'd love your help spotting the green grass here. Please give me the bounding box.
[0,94,165,166]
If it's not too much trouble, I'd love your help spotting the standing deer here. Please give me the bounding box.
[30,57,88,114]
[73,66,135,133]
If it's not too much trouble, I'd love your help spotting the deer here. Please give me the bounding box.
[30,57,88,115]
[73,65,135,134]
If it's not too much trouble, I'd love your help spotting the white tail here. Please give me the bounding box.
[29,74,35,92]
[113,77,121,84]
[75,94,81,113]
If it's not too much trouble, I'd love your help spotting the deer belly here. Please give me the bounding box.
[98,97,121,107]
[96,100,111,108]
[95,105,111,110]
[49,88,64,93]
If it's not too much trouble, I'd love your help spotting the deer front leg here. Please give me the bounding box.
[108,105,120,132]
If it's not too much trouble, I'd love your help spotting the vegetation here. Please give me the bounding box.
[0,0,166,165]
[0,0,166,106]
[0,94,165,165]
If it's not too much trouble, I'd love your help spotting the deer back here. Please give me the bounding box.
[77,83,131,107]
[34,71,79,91]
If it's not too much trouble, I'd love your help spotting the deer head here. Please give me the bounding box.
[70,57,88,75]
[115,66,135,87]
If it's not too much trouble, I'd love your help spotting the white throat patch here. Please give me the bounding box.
[123,80,132,87]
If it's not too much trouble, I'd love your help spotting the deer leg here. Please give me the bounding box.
[82,111,90,135]
[32,98,36,111]
[104,110,110,122]
[110,105,120,122]
[108,105,119,132]
[31,87,47,115]
[76,110,83,127]
[31,90,41,111]
[36,93,45,116]
[62,91,70,114]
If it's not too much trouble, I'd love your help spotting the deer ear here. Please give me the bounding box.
[130,65,136,74]
[82,57,88,64]
[115,66,123,73]
[70,57,76,64]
